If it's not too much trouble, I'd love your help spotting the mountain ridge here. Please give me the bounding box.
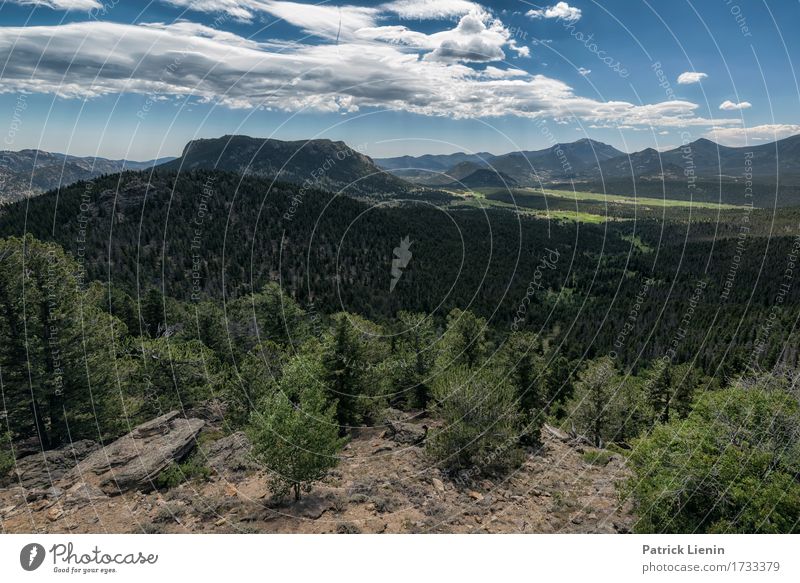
[0,149,176,203]
[157,135,410,196]
[376,134,800,190]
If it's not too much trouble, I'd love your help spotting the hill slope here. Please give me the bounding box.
[159,135,410,196]
[0,150,174,203]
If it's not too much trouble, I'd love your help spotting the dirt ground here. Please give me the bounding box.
[0,420,635,534]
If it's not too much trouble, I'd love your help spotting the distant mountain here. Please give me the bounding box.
[382,139,625,187]
[375,152,495,172]
[379,135,800,205]
[450,168,518,189]
[591,136,800,183]
[159,135,410,196]
[0,150,175,203]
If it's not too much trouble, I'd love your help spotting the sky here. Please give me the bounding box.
[0,0,798,160]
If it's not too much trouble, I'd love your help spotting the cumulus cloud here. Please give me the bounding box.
[677,71,708,84]
[7,0,100,9]
[425,12,511,62]
[705,124,800,146]
[162,0,529,63]
[526,2,582,22]
[0,19,741,131]
[719,100,752,111]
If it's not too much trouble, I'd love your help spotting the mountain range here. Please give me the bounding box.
[0,150,175,203]
[376,135,800,199]
[4,133,800,207]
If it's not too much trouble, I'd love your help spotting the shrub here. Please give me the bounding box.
[582,450,612,466]
[427,367,524,475]
[0,432,13,478]
[154,455,211,490]
[626,379,800,533]
[248,378,345,501]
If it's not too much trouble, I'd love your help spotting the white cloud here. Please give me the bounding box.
[705,124,800,146]
[526,2,582,22]
[163,0,380,31]
[162,0,531,64]
[0,19,742,132]
[7,0,100,9]
[164,0,480,25]
[719,99,752,111]
[677,71,708,84]
[481,66,528,79]
[577,67,590,76]
[383,0,480,20]
[425,12,511,62]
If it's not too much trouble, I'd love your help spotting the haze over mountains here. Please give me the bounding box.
[4,133,800,206]
[0,150,175,203]
[376,135,800,191]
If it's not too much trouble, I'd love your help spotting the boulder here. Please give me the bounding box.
[185,399,227,424]
[62,411,204,495]
[63,482,107,507]
[201,432,255,475]
[385,419,427,445]
[11,439,99,490]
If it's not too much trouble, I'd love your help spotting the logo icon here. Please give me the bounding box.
[20,543,46,571]
[390,236,413,292]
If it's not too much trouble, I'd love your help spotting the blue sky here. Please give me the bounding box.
[0,0,798,160]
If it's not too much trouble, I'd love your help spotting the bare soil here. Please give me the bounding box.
[0,421,634,534]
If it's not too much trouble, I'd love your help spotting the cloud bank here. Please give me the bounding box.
[0,2,742,132]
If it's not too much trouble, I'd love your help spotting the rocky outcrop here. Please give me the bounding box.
[384,419,427,445]
[11,439,99,490]
[62,411,204,495]
[201,432,255,475]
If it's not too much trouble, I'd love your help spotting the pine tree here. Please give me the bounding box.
[499,332,546,445]
[322,315,363,431]
[248,354,344,501]
[567,357,618,447]
[435,308,489,371]
[391,311,437,409]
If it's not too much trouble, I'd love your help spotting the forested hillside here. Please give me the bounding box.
[1,169,798,373]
